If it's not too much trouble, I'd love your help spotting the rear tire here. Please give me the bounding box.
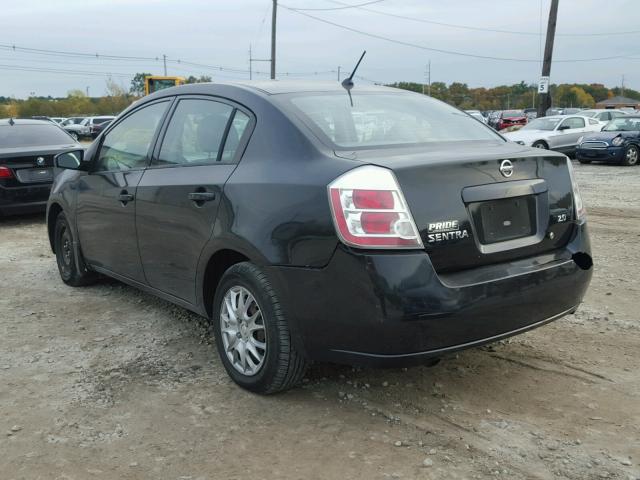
[532,141,548,149]
[212,262,307,394]
[578,158,592,164]
[54,212,97,286]
[621,145,639,166]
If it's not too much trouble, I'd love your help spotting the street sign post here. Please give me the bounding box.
[538,76,550,94]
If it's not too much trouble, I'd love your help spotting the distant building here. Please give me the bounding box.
[595,96,640,110]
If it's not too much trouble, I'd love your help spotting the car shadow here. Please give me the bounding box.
[0,212,46,226]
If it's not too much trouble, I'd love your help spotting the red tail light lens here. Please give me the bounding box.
[328,166,423,249]
[0,166,13,179]
[353,190,394,209]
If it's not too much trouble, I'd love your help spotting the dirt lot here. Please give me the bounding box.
[1,162,639,480]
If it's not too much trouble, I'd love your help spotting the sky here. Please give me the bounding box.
[1,0,639,99]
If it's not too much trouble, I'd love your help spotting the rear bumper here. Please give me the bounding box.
[267,222,592,367]
[576,146,624,162]
[0,183,51,215]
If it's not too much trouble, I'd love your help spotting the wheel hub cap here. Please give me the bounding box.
[220,286,266,376]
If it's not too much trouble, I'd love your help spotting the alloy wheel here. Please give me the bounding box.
[627,147,638,165]
[219,286,267,376]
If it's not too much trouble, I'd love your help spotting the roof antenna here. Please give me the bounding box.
[341,50,366,107]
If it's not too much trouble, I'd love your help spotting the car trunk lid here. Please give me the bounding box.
[0,146,66,185]
[343,140,575,272]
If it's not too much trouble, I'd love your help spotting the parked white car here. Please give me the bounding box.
[503,115,601,154]
[63,116,115,140]
[465,110,487,124]
[578,109,628,126]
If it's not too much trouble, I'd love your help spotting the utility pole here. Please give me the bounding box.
[86,86,89,97]
[337,66,341,81]
[270,0,277,79]
[163,54,167,76]
[422,61,431,95]
[621,74,625,97]
[537,0,559,118]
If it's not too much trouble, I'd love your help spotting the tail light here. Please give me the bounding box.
[328,165,423,249]
[0,166,13,179]
[566,158,586,221]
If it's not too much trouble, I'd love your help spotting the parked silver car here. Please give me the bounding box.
[578,109,628,126]
[503,115,601,154]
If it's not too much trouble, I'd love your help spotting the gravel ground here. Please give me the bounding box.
[1,161,639,480]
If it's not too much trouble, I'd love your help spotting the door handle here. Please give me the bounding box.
[118,191,135,204]
[188,191,216,202]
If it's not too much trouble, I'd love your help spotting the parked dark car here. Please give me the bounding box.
[496,110,527,131]
[89,119,113,138]
[0,118,79,215]
[47,82,593,393]
[576,116,640,166]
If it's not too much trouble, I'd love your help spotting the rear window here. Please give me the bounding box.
[502,110,524,118]
[287,92,501,148]
[0,124,74,147]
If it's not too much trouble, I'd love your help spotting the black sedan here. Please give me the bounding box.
[47,81,592,393]
[577,116,640,166]
[0,118,80,215]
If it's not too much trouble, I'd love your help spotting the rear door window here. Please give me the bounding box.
[156,99,249,166]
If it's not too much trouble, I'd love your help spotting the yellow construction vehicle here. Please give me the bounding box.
[144,76,185,95]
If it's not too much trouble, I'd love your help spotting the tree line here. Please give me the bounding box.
[389,81,639,111]
[0,73,213,118]
[1,74,637,119]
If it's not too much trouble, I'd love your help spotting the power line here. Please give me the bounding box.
[324,0,640,37]
[0,63,134,78]
[280,5,640,63]
[0,43,339,78]
[285,0,386,11]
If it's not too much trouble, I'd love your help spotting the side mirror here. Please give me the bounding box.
[55,150,85,170]
[558,125,571,131]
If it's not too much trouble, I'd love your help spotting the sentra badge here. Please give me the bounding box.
[427,220,469,243]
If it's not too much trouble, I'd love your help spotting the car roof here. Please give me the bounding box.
[148,80,399,98]
[0,118,56,126]
[539,115,592,120]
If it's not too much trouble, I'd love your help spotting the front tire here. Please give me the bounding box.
[212,262,307,394]
[621,145,639,166]
[578,158,592,164]
[54,213,96,286]
[532,140,548,149]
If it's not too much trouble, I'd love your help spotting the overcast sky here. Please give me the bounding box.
[2,0,639,98]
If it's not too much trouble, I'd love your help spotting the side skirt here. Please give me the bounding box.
[90,265,208,318]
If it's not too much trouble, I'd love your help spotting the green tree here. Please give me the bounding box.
[130,72,152,96]
[185,75,212,84]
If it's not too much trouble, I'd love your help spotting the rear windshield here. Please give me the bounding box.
[0,124,74,148]
[603,117,640,131]
[520,117,562,131]
[502,110,524,118]
[287,92,501,148]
